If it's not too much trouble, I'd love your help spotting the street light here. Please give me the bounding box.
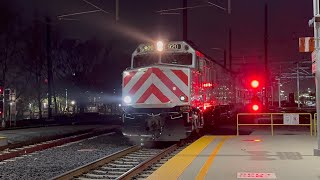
[71,100,76,105]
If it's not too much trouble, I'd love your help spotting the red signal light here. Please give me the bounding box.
[251,80,259,88]
[252,104,259,111]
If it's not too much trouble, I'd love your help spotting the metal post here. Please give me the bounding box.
[182,0,188,41]
[229,28,232,71]
[271,114,274,136]
[228,0,231,14]
[9,103,11,127]
[271,84,274,106]
[264,3,269,107]
[223,49,227,68]
[278,79,281,108]
[297,62,300,108]
[46,17,53,119]
[1,94,5,128]
[313,0,320,156]
[228,0,232,70]
[116,0,119,22]
[65,89,68,111]
[236,114,239,136]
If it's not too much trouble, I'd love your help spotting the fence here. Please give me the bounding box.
[237,113,313,136]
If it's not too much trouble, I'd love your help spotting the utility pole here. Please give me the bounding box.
[297,62,300,108]
[278,79,281,108]
[115,0,119,23]
[229,28,232,71]
[311,0,320,156]
[227,0,236,103]
[46,17,53,119]
[65,89,68,111]
[224,49,227,68]
[264,3,269,108]
[182,0,188,41]
[228,0,232,71]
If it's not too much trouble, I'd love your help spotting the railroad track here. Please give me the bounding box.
[0,128,117,162]
[52,142,187,180]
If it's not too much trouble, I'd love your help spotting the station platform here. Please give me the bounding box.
[0,125,119,146]
[148,135,320,180]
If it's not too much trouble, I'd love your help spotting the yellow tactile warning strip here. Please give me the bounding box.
[196,136,230,180]
[147,136,215,180]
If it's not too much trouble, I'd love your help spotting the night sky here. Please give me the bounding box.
[4,0,315,95]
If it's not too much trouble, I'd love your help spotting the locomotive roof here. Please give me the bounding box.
[185,40,234,74]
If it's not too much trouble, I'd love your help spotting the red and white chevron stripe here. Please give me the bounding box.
[122,67,190,107]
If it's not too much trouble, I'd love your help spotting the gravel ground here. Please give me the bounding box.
[0,132,132,180]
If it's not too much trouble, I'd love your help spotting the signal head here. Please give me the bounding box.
[252,104,259,111]
[251,80,259,88]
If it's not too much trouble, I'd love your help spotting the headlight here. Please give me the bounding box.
[156,41,164,52]
[124,96,132,104]
[180,96,186,101]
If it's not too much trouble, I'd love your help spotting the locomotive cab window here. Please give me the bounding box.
[133,54,159,68]
[161,53,192,66]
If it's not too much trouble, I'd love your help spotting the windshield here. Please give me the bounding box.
[161,53,193,65]
[133,53,193,68]
[133,54,159,68]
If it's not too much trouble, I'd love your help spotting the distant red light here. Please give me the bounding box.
[252,104,259,111]
[251,80,259,88]
[203,83,212,88]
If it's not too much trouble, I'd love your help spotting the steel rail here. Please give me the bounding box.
[51,145,140,180]
[117,144,178,180]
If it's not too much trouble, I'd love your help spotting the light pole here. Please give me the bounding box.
[311,0,320,156]
[65,89,68,112]
[116,0,119,22]
[278,79,281,108]
[271,84,274,106]
[297,62,300,108]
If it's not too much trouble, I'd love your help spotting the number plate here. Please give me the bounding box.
[237,172,276,179]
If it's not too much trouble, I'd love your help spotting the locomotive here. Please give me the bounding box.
[121,40,239,142]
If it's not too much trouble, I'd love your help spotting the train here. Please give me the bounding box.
[121,40,246,142]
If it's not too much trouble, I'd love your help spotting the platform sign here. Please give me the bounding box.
[299,37,314,52]
[237,172,276,179]
[283,113,299,125]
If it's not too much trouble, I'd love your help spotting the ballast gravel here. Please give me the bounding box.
[0,132,132,180]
